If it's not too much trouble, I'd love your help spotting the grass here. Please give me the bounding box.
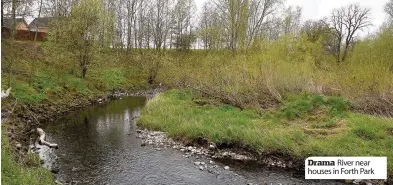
[1,132,55,185]
[138,89,393,175]
[1,41,150,104]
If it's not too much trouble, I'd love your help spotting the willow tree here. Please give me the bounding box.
[49,0,114,79]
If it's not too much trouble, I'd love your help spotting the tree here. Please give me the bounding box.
[282,6,302,35]
[246,0,282,47]
[199,1,223,49]
[49,0,112,79]
[385,0,393,19]
[171,0,196,50]
[34,0,43,42]
[126,0,140,53]
[327,4,371,63]
[150,0,174,50]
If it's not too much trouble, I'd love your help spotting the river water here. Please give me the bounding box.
[43,96,343,185]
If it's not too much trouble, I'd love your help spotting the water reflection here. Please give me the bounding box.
[46,97,147,184]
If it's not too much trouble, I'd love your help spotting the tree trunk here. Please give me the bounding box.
[34,0,43,42]
[1,0,4,29]
[341,42,350,63]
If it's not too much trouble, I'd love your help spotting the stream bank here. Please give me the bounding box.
[1,87,163,185]
[2,88,391,184]
[42,96,343,184]
[137,89,393,184]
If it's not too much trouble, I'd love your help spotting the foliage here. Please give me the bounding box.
[1,41,149,104]
[155,31,393,115]
[48,0,114,79]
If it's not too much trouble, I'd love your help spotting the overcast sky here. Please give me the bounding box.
[195,0,390,34]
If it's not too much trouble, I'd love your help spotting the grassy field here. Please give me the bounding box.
[138,89,393,175]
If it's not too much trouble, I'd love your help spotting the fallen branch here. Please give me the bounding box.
[4,99,18,121]
[184,84,244,109]
[37,128,58,149]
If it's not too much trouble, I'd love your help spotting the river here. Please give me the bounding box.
[41,96,343,185]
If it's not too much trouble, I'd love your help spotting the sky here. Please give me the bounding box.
[195,0,390,34]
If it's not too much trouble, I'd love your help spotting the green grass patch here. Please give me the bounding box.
[278,93,349,124]
[312,120,338,129]
[99,69,127,90]
[138,89,393,174]
[1,132,55,185]
[12,80,47,103]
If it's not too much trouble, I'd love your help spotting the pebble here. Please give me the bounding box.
[224,166,230,170]
[199,166,204,171]
[353,179,362,184]
[209,160,214,164]
[16,143,22,150]
[194,162,201,165]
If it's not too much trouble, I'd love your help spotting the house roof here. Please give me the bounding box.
[2,18,27,29]
[29,17,54,28]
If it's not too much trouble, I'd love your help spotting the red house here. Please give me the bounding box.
[2,18,30,40]
[29,17,53,41]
